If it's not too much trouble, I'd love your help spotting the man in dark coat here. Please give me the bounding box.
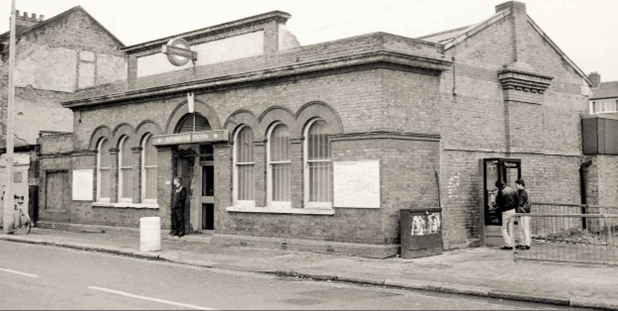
[493,180,518,250]
[171,177,187,237]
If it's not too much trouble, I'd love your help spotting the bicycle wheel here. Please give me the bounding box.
[15,212,32,235]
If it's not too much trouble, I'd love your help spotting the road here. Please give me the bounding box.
[0,241,576,310]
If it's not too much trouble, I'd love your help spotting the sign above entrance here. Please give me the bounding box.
[162,38,197,67]
[152,130,229,147]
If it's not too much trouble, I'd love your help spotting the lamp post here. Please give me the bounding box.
[3,0,16,234]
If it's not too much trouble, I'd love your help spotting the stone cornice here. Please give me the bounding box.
[63,50,452,109]
[330,131,441,142]
[498,68,553,94]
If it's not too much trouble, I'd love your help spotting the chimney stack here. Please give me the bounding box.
[495,1,527,14]
[589,72,601,88]
[14,9,43,30]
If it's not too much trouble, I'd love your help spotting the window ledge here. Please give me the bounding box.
[92,202,159,210]
[226,206,335,215]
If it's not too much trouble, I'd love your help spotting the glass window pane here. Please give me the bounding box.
[272,163,291,201]
[236,127,254,163]
[100,169,110,198]
[121,137,132,166]
[144,167,157,200]
[122,168,132,199]
[270,124,290,162]
[144,136,157,166]
[100,140,111,167]
[308,120,330,160]
[238,165,254,200]
[309,162,332,202]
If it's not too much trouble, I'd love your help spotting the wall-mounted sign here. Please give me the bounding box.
[334,160,380,208]
[72,169,94,201]
[162,38,197,67]
[152,130,229,147]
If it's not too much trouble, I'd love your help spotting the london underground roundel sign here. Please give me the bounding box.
[162,38,197,67]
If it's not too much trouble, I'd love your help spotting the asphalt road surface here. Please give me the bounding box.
[0,241,578,310]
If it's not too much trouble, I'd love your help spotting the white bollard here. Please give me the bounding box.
[140,217,161,252]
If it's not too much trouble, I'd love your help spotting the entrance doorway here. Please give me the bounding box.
[176,144,215,234]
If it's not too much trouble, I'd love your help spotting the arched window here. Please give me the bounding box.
[142,134,158,203]
[233,126,255,206]
[119,136,133,202]
[97,139,111,202]
[176,113,211,133]
[304,119,332,208]
[267,123,291,207]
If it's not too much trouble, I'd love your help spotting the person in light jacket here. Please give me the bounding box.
[515,179,531,250]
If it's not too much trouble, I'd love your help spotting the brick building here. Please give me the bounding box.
[0,6,126,228]
[38,1,594,257]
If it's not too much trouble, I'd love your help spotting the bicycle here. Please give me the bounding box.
[12,195,32,235]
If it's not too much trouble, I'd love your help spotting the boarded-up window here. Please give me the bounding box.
[235,126,254,203]
[305,119,332,205]
[142,134,158,202]
[46,171,68,210]
[119,136,133,201]
[98,139,111,201]
[268,123,291,205]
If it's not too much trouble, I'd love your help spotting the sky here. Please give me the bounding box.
[1,0,617,82]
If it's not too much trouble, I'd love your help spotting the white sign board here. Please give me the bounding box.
[72,169,94,201]
[334,160,380,208]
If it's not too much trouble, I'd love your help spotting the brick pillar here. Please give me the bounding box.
[214,143,232,231]
[290,137,304,208]
[109,148,119,203]
[254,141,266,207]
[156,146,174,229]
[132,147,143,204]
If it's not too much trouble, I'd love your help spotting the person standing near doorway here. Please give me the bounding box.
[171,177,187,238]
[493,180,518,250]
[515,179,531,250]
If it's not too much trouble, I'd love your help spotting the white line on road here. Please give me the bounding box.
[88,286,216,310]
[0,267,39,278]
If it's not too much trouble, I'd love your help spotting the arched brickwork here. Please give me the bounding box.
[165,99,222,134]
[89,125,113,151]
[134,120,163,148]
[224,110,260,142]
[112,123,136,148]
[294,101,344,137]
[257,106,295,140]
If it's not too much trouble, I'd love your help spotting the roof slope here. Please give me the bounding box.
[416,6,591,86]
[0,6,124,47]
[591,81,618,100]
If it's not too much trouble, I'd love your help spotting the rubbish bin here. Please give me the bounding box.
[140,217,161,252]
[400,208,443,259]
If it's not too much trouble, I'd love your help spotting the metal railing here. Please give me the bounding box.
[513,213,618,265]
[532,202,618,215]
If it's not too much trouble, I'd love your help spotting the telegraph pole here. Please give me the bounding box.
[3,0,16,234]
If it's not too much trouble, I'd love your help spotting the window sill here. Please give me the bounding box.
[226,206,335,215]
[92,202,160,210]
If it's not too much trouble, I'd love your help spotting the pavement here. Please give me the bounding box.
[1,223,618,310]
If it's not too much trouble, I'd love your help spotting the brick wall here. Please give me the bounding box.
[436,7,588,248]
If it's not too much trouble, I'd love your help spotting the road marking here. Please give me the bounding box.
[88,286,216,310]
[0,268,39,278]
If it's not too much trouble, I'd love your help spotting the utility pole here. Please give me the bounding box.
[3,0,16,234]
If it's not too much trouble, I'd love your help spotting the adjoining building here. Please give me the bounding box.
[0,7,126,228]
[38,1,595,257]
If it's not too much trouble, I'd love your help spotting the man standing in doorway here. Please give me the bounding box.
[493,180,518,250]
[171,177,187,238]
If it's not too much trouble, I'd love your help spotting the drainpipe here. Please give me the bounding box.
[580,158,592,229]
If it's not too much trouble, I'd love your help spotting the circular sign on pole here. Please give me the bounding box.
[162,38,197,67]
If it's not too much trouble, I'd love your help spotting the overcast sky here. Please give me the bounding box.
[1,0,617,82]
